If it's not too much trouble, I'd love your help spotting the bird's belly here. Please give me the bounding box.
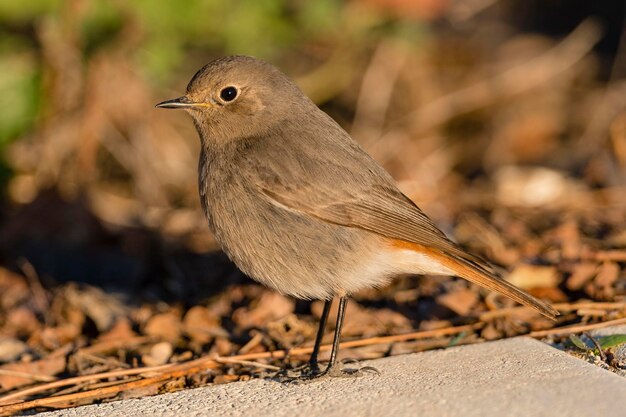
[203,179,455,299]
[205,188,385,299]
[336,245,456,296]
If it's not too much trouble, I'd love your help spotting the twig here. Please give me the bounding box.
[229,322,484,362]
[584,333,607,362]
[582,250,626,262]
[0,322,481,406]
[62,376,143,393]
[528,317,626,338]
[7,317,626,414]
[17,259,49,316]
[479,301,626,321]
[0,364,174,404]
[214,358,280,371]
[574,309,608,318]
[237,332,264,355]
[76,352,130,369]
[77,336,156,355]
[0,370,57,383]
[0,361,214,415]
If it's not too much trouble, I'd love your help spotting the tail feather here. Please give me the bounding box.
[432,252,560,320]
[388,238,559,319]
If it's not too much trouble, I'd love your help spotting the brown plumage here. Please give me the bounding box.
[157,55,558,378]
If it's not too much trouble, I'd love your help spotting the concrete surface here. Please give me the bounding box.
[40,336,626,417]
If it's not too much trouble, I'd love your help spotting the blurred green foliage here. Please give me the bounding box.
[0,0,430,197]
[0,39,40,147]
[0,0,356,148]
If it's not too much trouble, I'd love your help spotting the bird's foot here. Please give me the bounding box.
[268,362,325,383]
[328,359,380,378]
[267,360,379,384]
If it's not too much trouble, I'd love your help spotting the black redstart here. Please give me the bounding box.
[156,55,558,378]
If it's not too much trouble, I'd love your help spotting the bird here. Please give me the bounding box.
[156,55,558,379]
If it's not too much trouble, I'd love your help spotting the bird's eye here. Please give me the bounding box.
[219,86,238,102]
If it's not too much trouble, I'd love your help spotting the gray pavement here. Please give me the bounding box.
[42,336,626,417]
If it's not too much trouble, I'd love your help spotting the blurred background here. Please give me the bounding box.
[0,0,625,400]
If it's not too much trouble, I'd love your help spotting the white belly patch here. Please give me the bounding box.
[341,247,456,295]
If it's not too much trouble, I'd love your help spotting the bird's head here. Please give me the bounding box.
[156,55,309,142]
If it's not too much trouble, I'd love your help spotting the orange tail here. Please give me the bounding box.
[432,251,559,319]
[389,239,559,319]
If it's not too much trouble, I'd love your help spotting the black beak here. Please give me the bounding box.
[155,96,195,109]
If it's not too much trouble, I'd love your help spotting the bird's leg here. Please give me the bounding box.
[308,298,332,372]
[324,296,346,373]
[297,296,347,377]
[323,296,378,378]
[270,296,376,382]
[268,298,332,380]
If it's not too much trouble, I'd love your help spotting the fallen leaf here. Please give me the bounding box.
[507,264,559,289]
[569,334,590,350]
[554,219,581,259]
[211,338,234,357]
[0,268,29,310]
[595,262,619,288]
[64,284,128,332]
[183,306,221,344]
[38,324,82,350]
[232,292,294,328]
[438,289,478,316]
[527,286,568,303]
[0,338,28,363]
[3,307,41,337]
[566,262,598,290]
[144,311,182,343]
[142,342,173,366]
[481,323,501,340]
[213,374,239,384]
[0,354,66,390]
[98,319,137,342]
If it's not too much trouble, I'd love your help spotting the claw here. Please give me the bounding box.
[267,361,380,383]
[328,364,380,378]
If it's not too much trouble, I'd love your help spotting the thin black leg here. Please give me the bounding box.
[273,296,368,381]
[325,296,347,372]
[309,299,332,369]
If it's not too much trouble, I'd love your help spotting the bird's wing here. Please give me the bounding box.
[240,123,558,319]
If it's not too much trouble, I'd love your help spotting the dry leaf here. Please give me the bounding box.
[481,323,502,340]
[592,261,619,298]
[507,264,560,289]
[4,307,41,337]
[213,374,239,384]
[0,268,29,310]
[212,338,234,357]
[144,311,182,343]
[142,342,173,366]
[232,292,294,328]
[0,354,66,390]
[438,289,478,316]
[64,284,128,332]
[98,319,137,342]
[183,306,221,344]
[0,338,28,363]
[38,324,81,350]
[567,262,598,290]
